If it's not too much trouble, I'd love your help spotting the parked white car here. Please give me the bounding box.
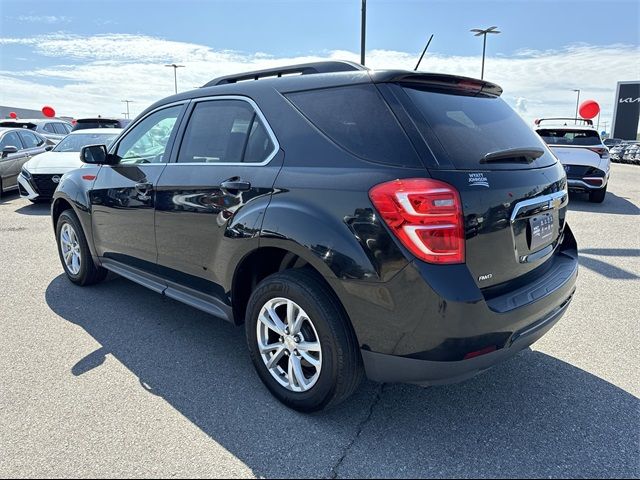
[534,118,610,203]
[18,128,121,202]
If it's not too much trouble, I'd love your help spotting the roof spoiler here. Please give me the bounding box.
[0,120,37,128]
[383,72,503,96]
[535,117,593,126]
[203,60,366,87]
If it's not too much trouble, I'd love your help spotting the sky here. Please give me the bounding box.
[0,0,639,130]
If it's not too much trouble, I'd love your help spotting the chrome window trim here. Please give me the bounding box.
[510,189,568,224]
[169,95,280,167]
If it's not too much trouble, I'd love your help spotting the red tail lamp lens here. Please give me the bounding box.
[369,178,465,264]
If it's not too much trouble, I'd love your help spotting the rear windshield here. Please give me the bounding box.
[73,120,121,131]
[285,84,421,167]
[536,129,601,146]
[402,86,556,170]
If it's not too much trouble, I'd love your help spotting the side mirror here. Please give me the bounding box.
[80,144,118,165]
[45,145,54,151]
[1,145,19,158]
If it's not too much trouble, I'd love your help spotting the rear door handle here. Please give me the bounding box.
[221,178,251,192]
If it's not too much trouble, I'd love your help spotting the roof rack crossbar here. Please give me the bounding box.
[203,60,366,87]
[535,117,593,126]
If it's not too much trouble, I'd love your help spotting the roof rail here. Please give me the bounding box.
[203,60,366,87]
[535,117,593,127]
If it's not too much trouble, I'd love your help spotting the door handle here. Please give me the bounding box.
[221,178,251,192]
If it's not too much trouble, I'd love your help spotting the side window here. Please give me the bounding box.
[286,84,420,167]
[18,131,43,148]
[43,123,56,134]
[177,100,275,164]
[116,105,182,164]
[53,123,68,135]
[0,132,23,151]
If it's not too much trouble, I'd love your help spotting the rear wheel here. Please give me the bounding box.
[589,185,607,203]
[55,209,107,285]
[245,269,363,412]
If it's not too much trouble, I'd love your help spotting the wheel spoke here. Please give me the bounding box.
[299,350,321,368]
[259,342,282,354]
[266,346,286,370]
[290,355,307,390]
[297,341,321,352]
[289,310,305,335]
[259,307,286,335]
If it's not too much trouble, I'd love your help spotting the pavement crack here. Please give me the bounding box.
[329,383,385,479]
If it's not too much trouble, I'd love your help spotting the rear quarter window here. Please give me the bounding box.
[285,84,421,167]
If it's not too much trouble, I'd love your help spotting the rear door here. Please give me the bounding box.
[388,83,568,288]
[90,104,186,273]
[154,96,282,310]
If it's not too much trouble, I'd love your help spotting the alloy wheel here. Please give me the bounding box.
[256,297,322,392]
[60,223,82,275]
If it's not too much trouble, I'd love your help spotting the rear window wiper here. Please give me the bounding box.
[481,147,545,164]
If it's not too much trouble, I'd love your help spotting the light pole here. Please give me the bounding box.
[470,26,500,80]
[360,0,366,66]
[121,99,134,119]
[165,64,185,94]
[572,89,581,124]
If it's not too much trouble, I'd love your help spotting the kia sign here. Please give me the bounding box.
[611,81,640,140]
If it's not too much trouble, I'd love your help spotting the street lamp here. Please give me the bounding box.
[470,26,500,80]
[165,64,185,94]
[572,89,581,124]
[121,99,134,119]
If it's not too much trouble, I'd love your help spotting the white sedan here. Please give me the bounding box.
[18,128,121,202]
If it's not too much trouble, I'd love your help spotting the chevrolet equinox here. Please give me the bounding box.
[51,61,578,412]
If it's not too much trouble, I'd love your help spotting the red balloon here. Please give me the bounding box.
[42,106,56,118]
[9,112,17,119]
[579,99,600,119]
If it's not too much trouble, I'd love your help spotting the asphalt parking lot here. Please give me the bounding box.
[0,163,638,478]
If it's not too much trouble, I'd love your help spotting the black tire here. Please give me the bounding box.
[245,268,364,412]
[589,185,607,203]
[55,209,107,286]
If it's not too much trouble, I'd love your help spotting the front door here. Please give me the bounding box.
[154,97,282,307]
[0,131,27,190]
[90,104,186,271]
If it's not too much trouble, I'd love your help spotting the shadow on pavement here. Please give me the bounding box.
[45,274,639,478]
[14,201,51,216]
[578,248,640,280]
[568,191,639,215]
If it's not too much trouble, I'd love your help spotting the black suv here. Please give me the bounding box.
[51,61,578,412]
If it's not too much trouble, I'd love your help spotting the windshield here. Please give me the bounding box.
[536,129,601,146]
[53,133,118,152]
[402,86,556,170]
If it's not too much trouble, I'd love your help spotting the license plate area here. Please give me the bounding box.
[528,212,555,251]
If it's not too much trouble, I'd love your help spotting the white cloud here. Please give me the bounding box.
[1,33,637,128]
[16,15,71,24]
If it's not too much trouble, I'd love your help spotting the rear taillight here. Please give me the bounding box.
[587,147,609,158]
[369,178,465,264]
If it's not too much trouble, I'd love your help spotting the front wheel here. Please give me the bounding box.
[55,209,107,286]
[245,269,363,412]
[589,185,607,203]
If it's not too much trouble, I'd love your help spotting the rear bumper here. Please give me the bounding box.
[362,291,572,385]
[341,225,578,385]
[566,166,609,191]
